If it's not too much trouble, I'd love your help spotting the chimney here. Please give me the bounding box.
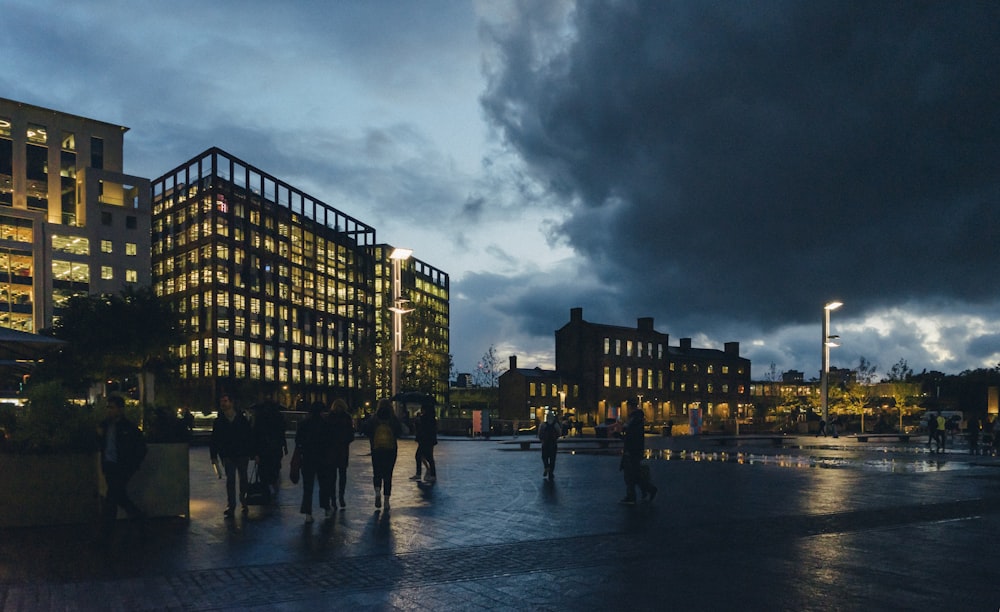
[637,317,653,332]
[724,342,740,356]
[509,355,517,371]
[570,307,583,322]
[680,338,692,350]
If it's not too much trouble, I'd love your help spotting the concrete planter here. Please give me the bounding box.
[0,452,101,527]
[0,442,190,528]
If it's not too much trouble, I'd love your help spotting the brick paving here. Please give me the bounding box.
[2,435,999,611]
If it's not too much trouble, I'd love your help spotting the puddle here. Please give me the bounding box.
[642,449,975,472]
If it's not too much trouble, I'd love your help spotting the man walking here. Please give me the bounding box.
[210,394,254,518]
[539,412,561,480]
[96,395,147,542]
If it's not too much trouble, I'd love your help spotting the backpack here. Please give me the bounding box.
[542,422,559,443]
[373,420,396,450]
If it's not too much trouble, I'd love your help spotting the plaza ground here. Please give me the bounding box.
[1,432,998,610]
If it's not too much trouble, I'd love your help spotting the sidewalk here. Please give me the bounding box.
[2,434,999,610]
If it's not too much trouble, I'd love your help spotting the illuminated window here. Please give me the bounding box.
[101,240,112,253]
[125,270,138,283]
[603,337,610,355]
[101,266,113,280]
[603,366,609,387]
[722,366,729,374]
[126,242,137,256]
[52,235,90,255]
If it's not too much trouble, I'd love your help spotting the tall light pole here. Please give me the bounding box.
[821,301,843,427]
[389,248,412,407]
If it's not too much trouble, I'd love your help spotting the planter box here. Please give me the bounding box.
[0,452,101,527]
[0,443,190,528]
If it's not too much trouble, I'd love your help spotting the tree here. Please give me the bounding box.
[399,302,450,399]
[838,356,878,432]
[38,287,184,406]
[473,345,504,388]
[885,358,915,432]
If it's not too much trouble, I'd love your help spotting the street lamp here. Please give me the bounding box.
[821,301,843,428]
[389,248,413,407]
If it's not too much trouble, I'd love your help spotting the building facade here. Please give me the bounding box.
[500,307,752,426]
[151,148,450,412]
[0,98,150,332]
[372,245,450,408]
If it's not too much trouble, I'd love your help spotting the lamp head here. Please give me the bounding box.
[825,301,843,311]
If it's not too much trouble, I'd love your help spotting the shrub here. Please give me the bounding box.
[2,382,96,454]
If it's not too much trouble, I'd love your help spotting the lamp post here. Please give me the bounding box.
[388,248,413,408]
[820,301,843,427]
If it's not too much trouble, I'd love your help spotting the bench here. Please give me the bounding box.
[705,435,792,447]
[850,433,911,443]
[499,437,624,451]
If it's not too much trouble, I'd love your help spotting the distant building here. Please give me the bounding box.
[0,98,150,332]
[500,307,751,425]
[782,370,804,383]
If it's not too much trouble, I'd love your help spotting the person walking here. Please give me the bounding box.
[210,393,254,518]
[619,398,657,505]
[967,415,980,455]
[539,412,562,480]
[411,399,438,483]
[935,411,947,453]
[252,396,287,496]
[295,401,333,522]
[96,395,147,542]
[364,399,403,510]
[326,398,355,510]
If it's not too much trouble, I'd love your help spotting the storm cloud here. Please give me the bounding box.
[475,0,1000,374]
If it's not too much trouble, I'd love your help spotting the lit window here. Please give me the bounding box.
[125,270,138,283]
[101,266,113,280]
[125,242,137,256]
[101,240,112,253]
[52,235,90,255]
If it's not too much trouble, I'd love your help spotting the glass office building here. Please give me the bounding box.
[151,148,378,410]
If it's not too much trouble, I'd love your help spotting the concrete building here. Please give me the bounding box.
[0,98,150,332]
[500,307,751,427]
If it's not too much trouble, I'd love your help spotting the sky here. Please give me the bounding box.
[4,0,999,381]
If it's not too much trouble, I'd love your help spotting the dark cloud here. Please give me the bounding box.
[480,1,1000,340]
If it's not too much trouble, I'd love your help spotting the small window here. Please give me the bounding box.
[125,242,137,256]
[125,270,138,283]
[101,266,113,280]
[101,240,112,253]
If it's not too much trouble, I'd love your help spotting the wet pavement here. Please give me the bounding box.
[1,434,999,611]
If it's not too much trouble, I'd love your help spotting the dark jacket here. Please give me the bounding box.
[98,416,147,474]
[210,411,254,461]
[252,402,287,457]
[327,410,355,467]
[623,409,645,456]
[415,411,438,446]
[295,413,331,468]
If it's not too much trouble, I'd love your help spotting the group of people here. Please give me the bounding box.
[209,394,440,522]
[208,394,288,517]
[537,397,658,504]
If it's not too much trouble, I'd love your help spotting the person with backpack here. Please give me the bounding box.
[364,399,403,510]
[539,413,562,480]
[96,394,147,542]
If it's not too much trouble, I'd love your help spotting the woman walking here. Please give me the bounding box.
[295,401,332,522]
[326,398,355,510]
[364,399,403,510]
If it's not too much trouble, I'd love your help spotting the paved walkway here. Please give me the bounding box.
[1,434,999,611]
